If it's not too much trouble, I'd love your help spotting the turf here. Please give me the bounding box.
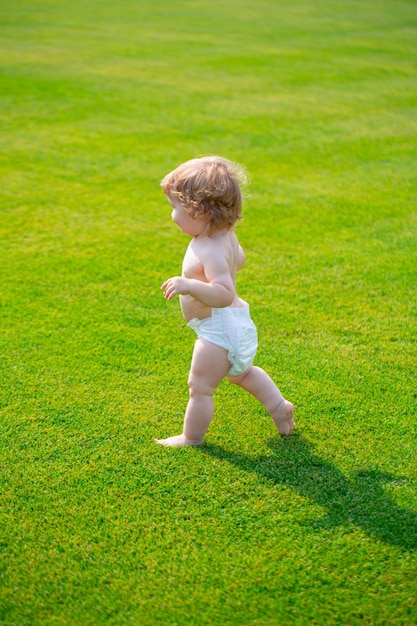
[1,0,416,623]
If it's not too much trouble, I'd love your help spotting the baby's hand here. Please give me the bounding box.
[161,276,190,300]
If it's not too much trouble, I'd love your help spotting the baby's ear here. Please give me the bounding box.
[194,204,209,220]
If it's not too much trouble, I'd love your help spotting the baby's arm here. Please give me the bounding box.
[161,246,235,307]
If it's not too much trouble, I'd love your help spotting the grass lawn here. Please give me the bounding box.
[1,0,416,623]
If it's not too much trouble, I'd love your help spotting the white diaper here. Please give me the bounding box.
[187,302,258,376]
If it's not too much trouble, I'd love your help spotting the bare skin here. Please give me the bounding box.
[155,197,295,447]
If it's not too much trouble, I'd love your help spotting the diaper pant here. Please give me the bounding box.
[187,302,258,377]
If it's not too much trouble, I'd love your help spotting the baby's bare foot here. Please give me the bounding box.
[155,434,203,447]
[271,400,295,435]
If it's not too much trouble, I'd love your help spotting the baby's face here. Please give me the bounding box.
[168,196,209,237]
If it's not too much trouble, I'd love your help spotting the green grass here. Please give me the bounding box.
[1,0,416,623]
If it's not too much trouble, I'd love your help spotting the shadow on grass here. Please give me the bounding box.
[200,435,417,551]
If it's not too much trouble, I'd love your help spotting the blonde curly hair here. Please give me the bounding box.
[161,156,246,235]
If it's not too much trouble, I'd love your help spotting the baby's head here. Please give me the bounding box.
[161,156,245,235]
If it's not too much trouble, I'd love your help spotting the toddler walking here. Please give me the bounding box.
[155,156,295,447]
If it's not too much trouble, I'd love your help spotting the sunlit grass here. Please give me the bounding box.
[1,0,416,623]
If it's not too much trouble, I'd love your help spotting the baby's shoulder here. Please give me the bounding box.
[191,232,229,263]
[205,232,241,271]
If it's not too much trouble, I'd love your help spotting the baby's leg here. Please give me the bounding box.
[155,338,231,447]
[228,366,295,435]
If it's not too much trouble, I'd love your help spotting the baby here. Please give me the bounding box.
[155,156,295,447]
